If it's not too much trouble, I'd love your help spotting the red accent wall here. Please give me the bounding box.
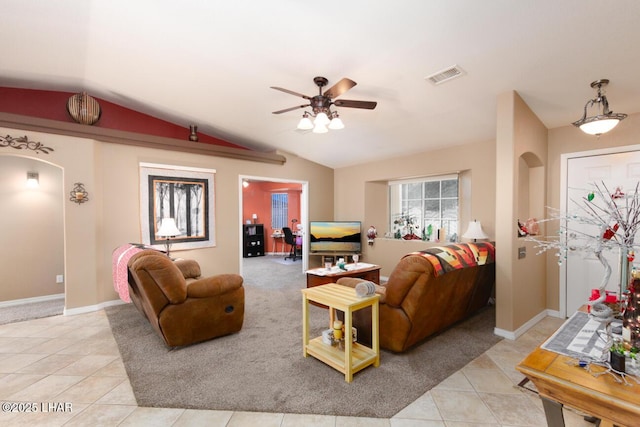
[242,181,302,253]
[0,87,246,149]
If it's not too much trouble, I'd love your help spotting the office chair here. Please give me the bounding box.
[283,227,299,261]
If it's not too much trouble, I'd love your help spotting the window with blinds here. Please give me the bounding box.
[271,193,288,229]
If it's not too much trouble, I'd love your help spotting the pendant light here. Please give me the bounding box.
[572,79,627,136]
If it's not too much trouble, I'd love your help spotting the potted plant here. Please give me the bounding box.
[610,338,626,372]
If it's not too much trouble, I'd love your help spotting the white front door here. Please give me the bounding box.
[565,150,640,315]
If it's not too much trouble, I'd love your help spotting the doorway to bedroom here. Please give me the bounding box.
[239,176,309,285]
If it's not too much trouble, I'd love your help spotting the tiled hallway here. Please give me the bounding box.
[0,310,595,426]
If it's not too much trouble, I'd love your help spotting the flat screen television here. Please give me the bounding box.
[309,221,362,253]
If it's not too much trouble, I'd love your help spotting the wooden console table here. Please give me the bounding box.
[517,335,640,426]
[306,263,380,288]
[301,283,380,383]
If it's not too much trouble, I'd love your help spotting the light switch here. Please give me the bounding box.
[518,247,526,259]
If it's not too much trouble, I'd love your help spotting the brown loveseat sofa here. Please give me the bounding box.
[337,242,495,353]
[127,250,245,347]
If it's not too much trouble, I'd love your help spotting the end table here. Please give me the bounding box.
[301,283,380,383]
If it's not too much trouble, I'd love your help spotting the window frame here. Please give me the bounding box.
[388,173,459,241]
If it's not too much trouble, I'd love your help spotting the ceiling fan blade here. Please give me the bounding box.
[323,78,356,99]
[270,86,312,100]
[272,104,309,114]
[333,99,377,110]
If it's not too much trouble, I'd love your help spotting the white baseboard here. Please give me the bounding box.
[545,308,563,318]
[0,293,64,308]
[63,299,127,316]
[494,309,550,340]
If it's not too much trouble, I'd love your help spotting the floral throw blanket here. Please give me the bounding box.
[112,243,143,302]
[405,242,495,276]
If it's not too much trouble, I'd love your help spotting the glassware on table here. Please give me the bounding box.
[333,320,343,340]
[352,254,359,265]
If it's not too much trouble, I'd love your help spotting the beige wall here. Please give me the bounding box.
[495,91,548,333]
[7,104,637,327]
[546,112,640,312]
[0,155,64,301]
[1,126,333,310]
[334,139,496,277]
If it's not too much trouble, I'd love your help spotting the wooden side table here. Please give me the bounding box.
[306,263,381,288]
[517,332,640,426]
[301,283,380,383]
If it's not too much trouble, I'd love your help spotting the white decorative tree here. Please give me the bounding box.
[528,182,640,362]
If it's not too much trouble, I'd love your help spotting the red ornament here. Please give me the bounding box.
[602,223,619,240]
[612,187,625,199]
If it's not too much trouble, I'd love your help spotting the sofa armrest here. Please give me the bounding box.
[187,274,243,298]
[336,278,386,303]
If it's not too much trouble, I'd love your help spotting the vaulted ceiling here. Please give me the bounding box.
[2,1,639,168]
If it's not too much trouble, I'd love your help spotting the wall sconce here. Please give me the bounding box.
[188,124,199,142]
[26,172,39,188]
[69,182,89,204]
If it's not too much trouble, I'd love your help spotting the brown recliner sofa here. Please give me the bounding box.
[337,242,495,353]
[127,250,245,347]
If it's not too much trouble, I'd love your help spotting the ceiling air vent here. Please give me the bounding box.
[425,65,465,85]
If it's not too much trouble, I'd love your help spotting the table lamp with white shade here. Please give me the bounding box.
[157,218,181,257]
[462,220,488,242]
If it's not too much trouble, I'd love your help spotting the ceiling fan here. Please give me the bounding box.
[271,76,377,133]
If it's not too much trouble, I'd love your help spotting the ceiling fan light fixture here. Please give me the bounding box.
[312,123,329,134]
[271,76,376,134]
[297,112,314,130]
[572,79,627,136]
[328,112,344,130]
[314,111,330,126]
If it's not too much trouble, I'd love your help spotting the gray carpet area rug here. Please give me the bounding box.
[106,256,501,418]
[0,297,64,325]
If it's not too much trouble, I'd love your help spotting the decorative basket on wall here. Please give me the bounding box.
[66,92,102,125]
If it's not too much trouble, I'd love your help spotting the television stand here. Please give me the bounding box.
[309,252,361,267]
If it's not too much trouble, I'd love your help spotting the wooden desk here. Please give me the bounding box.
[306,263,380,288]
[301,283,380,383]
[271,233,284,254]
[517,339,640,426]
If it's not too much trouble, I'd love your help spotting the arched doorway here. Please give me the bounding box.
[0,154,65,313]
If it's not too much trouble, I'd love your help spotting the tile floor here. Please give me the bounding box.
[0,310,597,426]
